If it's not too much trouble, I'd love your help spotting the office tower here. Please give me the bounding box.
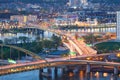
[81,0,88,5]
[69,0,81,7]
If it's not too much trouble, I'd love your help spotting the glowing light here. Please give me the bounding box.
[99,57,103,60]
[79,71,84,79]
[95,72,99,77]
[86,57,91,60]
[103,73,108,77]
[8,58,16,64]
[117,53,120,57]
[69,72,74,77]
[69,51,76,56]
[86,44,92,47]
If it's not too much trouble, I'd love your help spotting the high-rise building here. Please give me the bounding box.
[69,0,88,7]
[81,0,88,5]
[117,11,120,40]
[69,0,81,7]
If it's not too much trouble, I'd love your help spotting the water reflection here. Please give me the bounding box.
[0,31,54,41]
[0,70,120,80]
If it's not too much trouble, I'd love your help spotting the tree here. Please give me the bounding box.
[0,40,3,44]
[51,34,61,49]
[4,38,14,44]
[12,37,18,44]
[18,36,30,43]
[35,35,41,42]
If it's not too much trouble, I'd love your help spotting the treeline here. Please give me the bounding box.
[0,35,62,59]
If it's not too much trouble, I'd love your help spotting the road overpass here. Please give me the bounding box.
[0,24,119,77]
[0,44,46,61]
[22,25,97,56]
[0,59,120,75]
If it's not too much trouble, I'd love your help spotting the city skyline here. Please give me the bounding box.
[0,0,120,80]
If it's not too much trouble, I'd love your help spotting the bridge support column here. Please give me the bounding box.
[47,68,51,74]
[54,67,58,76]
[114,66,118,75]
[54,67,58,78]
[62,67,67,75]
[39,68,43,80]
[86,63,90,74]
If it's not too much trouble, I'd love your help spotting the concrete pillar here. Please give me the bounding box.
[86,63,90,74]
[47,68,51,74]
[54,67,58,75]
[114,66,118,75]
[54,67,58,78]
[62,67,66,75]
[39,68,43,80]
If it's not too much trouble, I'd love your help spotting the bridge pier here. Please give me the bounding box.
[114,66,118,75]
[62,67,67,75]
[54,67,58,76]
[86,63,90,74]
[47,68,51,75]
[39,68,43,80]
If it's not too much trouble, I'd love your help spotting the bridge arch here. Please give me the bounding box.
[0,44,46,61]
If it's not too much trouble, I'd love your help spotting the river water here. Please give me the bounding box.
[0,69,120,80]
[0,31,54,41]
[0,27,116,41]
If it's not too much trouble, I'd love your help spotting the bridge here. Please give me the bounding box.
[0,35,119,76]
[0,44,46,61]
[0,59,120,75]
[21,25,97,56]
[0,24,120,77]
[59,26,116,33]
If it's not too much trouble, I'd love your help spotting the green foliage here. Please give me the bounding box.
[83,34,103,44]
[0,34,62,59]
[19,36,30,43]
[95,42,120,53]
[51,34,61,49]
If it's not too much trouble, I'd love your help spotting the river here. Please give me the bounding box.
[0,69,120,80]
[0,31,54,41]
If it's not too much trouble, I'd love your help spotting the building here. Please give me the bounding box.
[69,0,81,7]
[0,20,19,29]
[54,13,78,26]
[10,15,37,23]
[10,15,37,27]
[81,0,88,5]
[69,0,88,7]
[117,11,120,40]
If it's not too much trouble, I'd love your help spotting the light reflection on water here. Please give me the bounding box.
[0,69,120,80]
[0,31,54,41]
[0,27,116,41]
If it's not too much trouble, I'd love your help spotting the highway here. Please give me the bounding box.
[1,57,120,75]
[0,25,119,75]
